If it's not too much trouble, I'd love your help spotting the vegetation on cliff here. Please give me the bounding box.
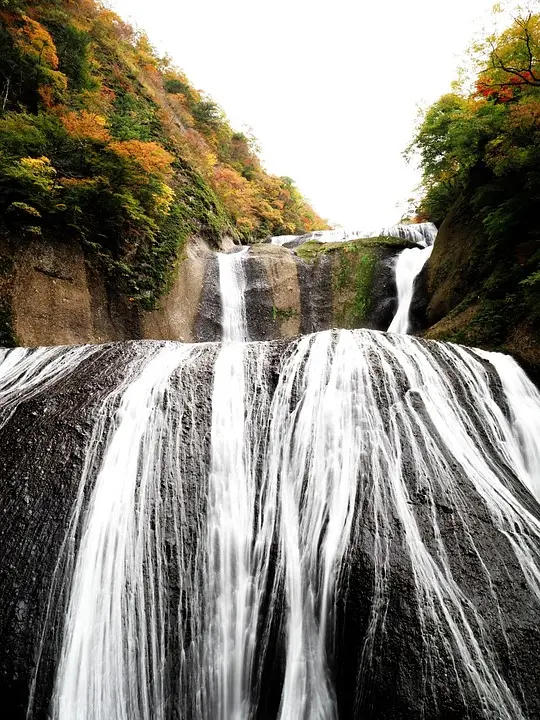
[409,4,540,365]
[295,236,412,329]
[0,0,326,309]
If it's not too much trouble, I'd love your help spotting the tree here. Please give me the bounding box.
[476,8,540,101]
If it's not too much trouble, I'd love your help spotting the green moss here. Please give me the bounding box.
[295,235,418,262]
[272,306,298,321]
[331,246,377,327]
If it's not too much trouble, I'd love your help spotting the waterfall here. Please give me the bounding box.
[217,249,249,342]
[387,243,434,333]
[476,349,540,502]
[9,329,540,720]
[271,222,437,248]
[50,343,204,720]
[197,246,262,719]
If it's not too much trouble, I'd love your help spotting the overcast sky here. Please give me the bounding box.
[108,0,498,228]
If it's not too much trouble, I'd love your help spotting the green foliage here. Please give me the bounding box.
[0,0,326,310]
[164,78,189,94]
[191,100,222,129]
[410,7,540,276]
[41,13,95,93]
[109,88,163,142]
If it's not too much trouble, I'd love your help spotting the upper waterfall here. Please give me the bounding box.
[271,221,437,248]
[217,249,250,342]
[388,243,434,333]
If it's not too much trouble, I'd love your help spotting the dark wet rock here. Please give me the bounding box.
[1,337,540,719]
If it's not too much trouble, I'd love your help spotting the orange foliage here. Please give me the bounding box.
[38,85,55,108]
[506,99,540,131]
[60,111,112,142]
[14,14,59,70]
[212,165,258,231]
[109,140,175,177]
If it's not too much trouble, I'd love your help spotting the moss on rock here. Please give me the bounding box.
[295,235,418,263]
[294,236,405,331]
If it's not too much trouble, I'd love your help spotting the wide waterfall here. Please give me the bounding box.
[1,326,540,720]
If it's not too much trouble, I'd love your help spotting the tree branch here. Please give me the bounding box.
[2,76,10,113]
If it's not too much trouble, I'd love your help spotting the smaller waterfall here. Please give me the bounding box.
[217,249,249,342]
[388,243,434,334]
[477,349,540,501]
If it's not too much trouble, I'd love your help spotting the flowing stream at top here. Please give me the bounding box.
[271,222,437,247]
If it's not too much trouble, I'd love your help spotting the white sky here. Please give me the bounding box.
[108,0,497,228]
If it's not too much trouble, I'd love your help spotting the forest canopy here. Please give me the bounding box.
[408,2,540,348]
[409,3,540,239]
[0,0,327,307]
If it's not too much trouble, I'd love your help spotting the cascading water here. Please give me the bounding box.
[271,221,437,248]
[217,248,249,342]
[199,247,264,719]
[387,243,434,333]
[50,344,201,720]
[270,221,438,336]
[2,327,539,720]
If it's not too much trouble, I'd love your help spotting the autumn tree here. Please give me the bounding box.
[409,5,540,229]
[476,7,540,101]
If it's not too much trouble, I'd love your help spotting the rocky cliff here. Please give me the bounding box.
[412,192,540,381]
[0,230,414,346]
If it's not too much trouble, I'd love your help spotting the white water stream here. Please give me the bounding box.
[388,243,434,333]
[271,222,437,247]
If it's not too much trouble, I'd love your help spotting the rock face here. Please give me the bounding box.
[2,333,540,720]
[293,237,416,332]
[0,234,406,346]
[413,194,540,380]
[142,236,217,342]
[0,235,140,346]
[0,234,138,346]
[195,238,410,342]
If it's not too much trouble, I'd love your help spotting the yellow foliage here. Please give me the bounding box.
[59,177,102,188]
[167,95,196,128]
[61,111,112,142]
[152,182,175,216]
[109,140,175,178]
[15,15,59,70]
[20,156,56,175]
[182,129,217,175]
